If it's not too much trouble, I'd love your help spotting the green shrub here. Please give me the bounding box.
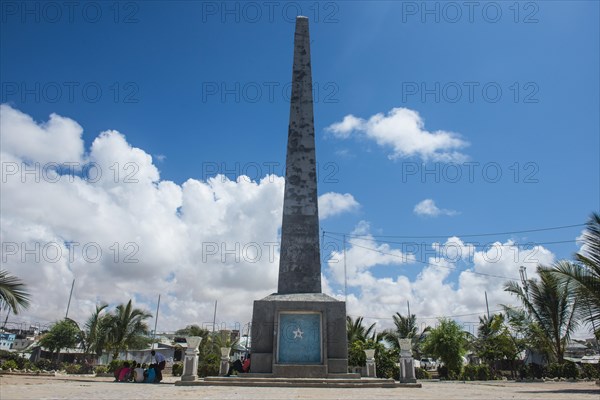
[64,364,81,374]
[35,359,60,371]
[172,362,183,376]
[348,341,366,367]
[197,353,219,377]
[547,362,563,378]
[461,364,477,381]
[1,359,18,370]
[415,367,431,379]
[438,365,449,379]
[581,363,600,379]
[107,360,123,373]
[94,366,108,374]
[476,364,491,380]
[562,362,579,379]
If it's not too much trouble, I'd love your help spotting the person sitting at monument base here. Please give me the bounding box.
[226,358,244,376]
[242,353,251,373]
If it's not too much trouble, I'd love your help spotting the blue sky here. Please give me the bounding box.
[1,1,598,334]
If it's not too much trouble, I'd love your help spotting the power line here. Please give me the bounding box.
[348,307,523,321]
[323,234,520,281]
[323,223,585,240]
[327,235,577,248]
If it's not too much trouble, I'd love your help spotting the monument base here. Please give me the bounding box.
[250,293,348,378]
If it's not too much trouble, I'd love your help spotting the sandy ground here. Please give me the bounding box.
[1,374,599,400]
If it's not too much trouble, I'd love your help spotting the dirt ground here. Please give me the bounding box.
[1,374,599,400]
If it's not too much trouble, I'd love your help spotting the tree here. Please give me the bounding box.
[39,319,80,361]
[0,269,30,315]
[83,303,109,357]
[104,299,152,359]
[473,313,517,374]
[422,318,468,378]
[383,312,430,358]
[346,316,376,343]
[175,325,209,338]
[504,265,579,363]
[552,213,600,335]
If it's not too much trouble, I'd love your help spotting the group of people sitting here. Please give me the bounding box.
[113,361,162,383]
[113,350,166,384]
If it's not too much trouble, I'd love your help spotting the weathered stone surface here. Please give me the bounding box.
[250,294,348,377]
[278,15,321,295]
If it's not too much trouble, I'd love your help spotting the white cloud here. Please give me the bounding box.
[414,199,458,217]
[326,107,469,162]
[0,104,357,332]
[318,192,360,219]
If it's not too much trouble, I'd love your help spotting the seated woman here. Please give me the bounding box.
[118,362,131,382]
[242,354,251,373]
[226,358,244,376]
[133,363,145,383]
[144,363,157,383]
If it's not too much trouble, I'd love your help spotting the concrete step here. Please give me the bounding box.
[176,377,421,388]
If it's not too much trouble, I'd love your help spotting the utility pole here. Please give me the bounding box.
[212,300,218,333]
[65,279,75,319]
[485,291,490,319]
[407,300,411,317]
[152,294,161,350]
[519,266,530,300]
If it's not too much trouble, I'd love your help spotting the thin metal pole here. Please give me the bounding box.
[485,291,490,319]
[212,300,218,333]
[65,279,75,319]
[152,294,161,349]
[2,309,10,329]
[407,300,411,317]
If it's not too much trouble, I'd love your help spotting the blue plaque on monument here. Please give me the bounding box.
[278,313,321,364]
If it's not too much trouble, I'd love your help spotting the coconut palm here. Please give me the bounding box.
[83,303,109,357]
[504,265,579,363]
[552,213,600,332]
[382,313,430,358]
[104,299,152,359]
[346,316,376,343]
[0,269,30,315]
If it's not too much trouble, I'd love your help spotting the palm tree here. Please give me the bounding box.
[346,316,376,343]
[105,299,152,359]
[0,269,31,315]
[504,265,579,363]
[552,213,600,333]
[382,313,429,358]
[83,303,109,357]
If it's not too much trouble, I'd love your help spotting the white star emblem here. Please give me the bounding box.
[293,327,304,339]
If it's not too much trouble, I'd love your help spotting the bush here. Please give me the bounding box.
[197,353,219,377]
[546,362,563,378]
[582,363,600,379]
[64,364,81,374]
[107,360,123,373]
[95,366,108,374]
[348,341,366,367]
[35,359,61,371]
[2,359,18,370]
[562,362,579,379]
[438,365,449,379]
[172,362,183,376]
[461,364,477,381]
[476,365,491,381]
[415,367,431,379]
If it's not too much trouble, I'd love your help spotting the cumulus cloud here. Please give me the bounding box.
[413,199,458,217]
[318,192,360,219]
[0,104,357,332]
[326,107,468,162]
[321,222,576,337]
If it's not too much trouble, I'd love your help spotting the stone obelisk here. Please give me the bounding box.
[278,15,321,295]
[250,16,348,379]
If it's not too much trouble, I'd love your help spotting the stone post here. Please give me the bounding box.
[181,336,202,382]
[398,338,416,383]
[364,349,376,377]
[219,347,231,376]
